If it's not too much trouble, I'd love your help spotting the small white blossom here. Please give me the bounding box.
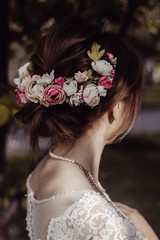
[74,71,88,83]
[63,79,78,96]
[37,70,55,86]
[18,62,30,78]
[97,85,107,97]
[70,86,84,106]
[14,62,30,89]
[70,94,83,106]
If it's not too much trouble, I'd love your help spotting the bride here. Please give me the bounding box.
[14,17,158,240]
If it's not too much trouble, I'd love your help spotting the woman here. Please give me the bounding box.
[14,17,158,240]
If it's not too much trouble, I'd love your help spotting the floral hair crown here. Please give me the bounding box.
[14,43,117,108]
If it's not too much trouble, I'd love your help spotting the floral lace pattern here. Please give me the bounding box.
[46,191,147,240]
[26,179,147,240]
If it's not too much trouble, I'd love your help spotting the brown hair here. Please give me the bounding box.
[15,16,144,156]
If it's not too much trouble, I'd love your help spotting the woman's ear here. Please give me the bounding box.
[108,102,123,124]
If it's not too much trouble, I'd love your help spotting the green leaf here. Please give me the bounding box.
[112,57,117,67]
[94,77,100,81]
[66,97,70,103]
[83,81,93,87]
[85,69,93,79]
[27,62,34,75]
[87,43,105,63]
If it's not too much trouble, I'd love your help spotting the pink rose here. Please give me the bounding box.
[74,71,88,83]
[83,84,100,107]
[98,76,112,90]
[107,53,114,61]
[43,84,66,106]
[54,77,65,85]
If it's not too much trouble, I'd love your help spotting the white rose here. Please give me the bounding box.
[74,71,88,83]
[19,75,40,92]
[91,60,113,76]
[63,79,78,96]
[83,84,100,107]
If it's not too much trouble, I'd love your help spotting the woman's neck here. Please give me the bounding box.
[52,127,107,182]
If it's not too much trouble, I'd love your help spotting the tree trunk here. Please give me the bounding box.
[120,0,138,37]
[0,0,9,86]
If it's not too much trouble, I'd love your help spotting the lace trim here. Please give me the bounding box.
[27,189,93,204]
[26,173,109,204]
[26,174,32,192]
[26,192,35,239]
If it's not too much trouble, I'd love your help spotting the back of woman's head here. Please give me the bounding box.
[15,16,144,155]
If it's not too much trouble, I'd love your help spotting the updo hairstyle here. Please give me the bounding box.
[15,16,144,155]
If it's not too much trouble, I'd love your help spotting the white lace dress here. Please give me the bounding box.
[26,174,148,240]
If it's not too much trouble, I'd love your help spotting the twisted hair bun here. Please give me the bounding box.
[15,16,144,157]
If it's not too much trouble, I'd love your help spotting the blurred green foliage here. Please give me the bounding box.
[0,154,30,240]
[0,92,19,126]
[8,0,160,57]
[142,84,160,109]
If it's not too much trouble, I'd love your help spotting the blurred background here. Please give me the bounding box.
[0,0,160,239]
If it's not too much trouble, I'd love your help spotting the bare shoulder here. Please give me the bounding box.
[29,155,93,200]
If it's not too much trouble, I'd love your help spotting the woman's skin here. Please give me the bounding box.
[31,102,159,240]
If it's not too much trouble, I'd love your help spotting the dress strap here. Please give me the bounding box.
[26,189,93,204]
[26,174,95,203]
[26,172,107,204]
